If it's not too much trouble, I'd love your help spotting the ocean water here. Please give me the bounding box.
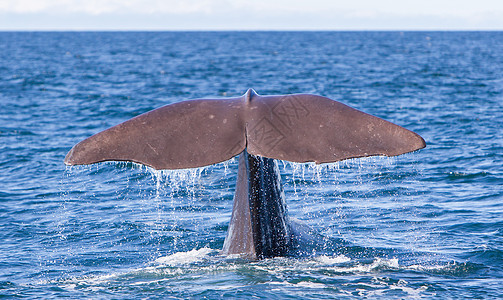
[0,31,502,299]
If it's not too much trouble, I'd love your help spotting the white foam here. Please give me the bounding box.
[34,253,436,299]
[154,247,215,266]
[315,255,351,264]
[295,281,327,289]
[370,257,399,269]
[330,257,400,273]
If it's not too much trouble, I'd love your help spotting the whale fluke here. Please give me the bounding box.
[64,89,426,259]
[64,89,425,169]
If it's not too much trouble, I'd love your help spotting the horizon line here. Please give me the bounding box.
[1,28,503,32]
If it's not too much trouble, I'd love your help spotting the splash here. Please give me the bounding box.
[154,247,216,266]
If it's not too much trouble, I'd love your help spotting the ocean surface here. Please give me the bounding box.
[1,31,502,299]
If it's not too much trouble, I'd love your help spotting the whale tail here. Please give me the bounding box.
[64,89,425,169]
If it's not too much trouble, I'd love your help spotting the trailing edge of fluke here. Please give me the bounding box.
[64,89,426,169]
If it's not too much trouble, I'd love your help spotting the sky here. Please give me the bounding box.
[1,0,502,31]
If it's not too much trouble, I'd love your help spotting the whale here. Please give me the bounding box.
[64,89,426,259]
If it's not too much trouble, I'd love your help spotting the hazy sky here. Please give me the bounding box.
[1,0,502,30]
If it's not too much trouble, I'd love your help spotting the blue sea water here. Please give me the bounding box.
[0,31,502,299]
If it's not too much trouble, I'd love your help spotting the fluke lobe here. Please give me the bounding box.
[64,89,426,259]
